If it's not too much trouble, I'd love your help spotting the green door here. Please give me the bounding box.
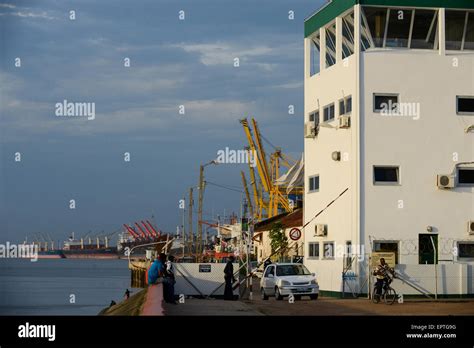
[418,234,438,264]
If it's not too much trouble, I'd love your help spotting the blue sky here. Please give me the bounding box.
[0,0,324,244]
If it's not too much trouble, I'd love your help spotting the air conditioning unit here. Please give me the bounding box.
[304,122,316,138]
[338,116,350,129]
[468,220,474,235]
[315,224,327,237]
[437,174,455,189]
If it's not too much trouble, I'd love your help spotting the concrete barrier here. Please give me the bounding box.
[141,284,164,316]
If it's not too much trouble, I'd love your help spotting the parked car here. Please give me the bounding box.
[260,263,319,300]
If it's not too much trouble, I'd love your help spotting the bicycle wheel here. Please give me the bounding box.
[372,287,380,304]
[384,287,397,305]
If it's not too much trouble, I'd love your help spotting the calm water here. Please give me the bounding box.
[0,259,136,315]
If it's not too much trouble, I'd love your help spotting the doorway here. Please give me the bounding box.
[418,234,438,264]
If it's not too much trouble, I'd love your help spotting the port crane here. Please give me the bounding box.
[240,117,297,220]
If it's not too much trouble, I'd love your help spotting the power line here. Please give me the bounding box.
[205,181,244,194]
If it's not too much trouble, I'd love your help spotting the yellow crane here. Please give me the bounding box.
[240,117,294,220]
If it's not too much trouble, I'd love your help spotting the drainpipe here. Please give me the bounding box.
[430,236,438,300]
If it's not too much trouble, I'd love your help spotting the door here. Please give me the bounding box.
[418,234,438,264]
[263,266,276,294]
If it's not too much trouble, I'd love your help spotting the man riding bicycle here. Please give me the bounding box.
[373,258,395,297]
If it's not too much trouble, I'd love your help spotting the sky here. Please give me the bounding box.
[0,0,325,244]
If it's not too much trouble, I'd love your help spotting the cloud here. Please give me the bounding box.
[170,42,274,67]
[0,3,16,9]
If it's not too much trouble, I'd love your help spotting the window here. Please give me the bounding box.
[308,175,319,192]
[466,12,474,50]
[310,34,321,76]
[373,241,399,264]
[410,9,439,49]
[364,7,388,48]
[374,94,399,113]
[339,96,352,116]
[458,168,474,185]
[457,96,474,114]
[374,166,399,184]
[309,110,319,125]
[323,242,334,259]
[308,242,319,259]
[323,103,335,122]
[326,22,337,68]
[458,242,474,258]
[342,12,355,58]
[264,265,274,277]
[385,9,412,48]
[446,10,466,50]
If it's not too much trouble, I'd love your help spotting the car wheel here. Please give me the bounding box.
[261,288,268,300]
[310,294,318,300]
[275,287,283,300]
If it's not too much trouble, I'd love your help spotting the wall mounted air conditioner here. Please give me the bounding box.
[468,220,474,235]
[304,122,316,138]
[315,224,327,237]
[437,174,455,189]
[338,116,350,129]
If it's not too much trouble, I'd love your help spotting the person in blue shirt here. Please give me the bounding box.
[148,255,164,285]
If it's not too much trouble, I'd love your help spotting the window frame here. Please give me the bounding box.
[308,175,320,193]
[373,165,401,185]
[308,242,320,259]
[373,240,400,264]
[457,168,474,186]
[322,241,335,260]
[309,110,320,124]
[457,241,474,259]
[373,93,399,113]
[323,103,335,122]
[456,96,474,115]
[339,95,352,116]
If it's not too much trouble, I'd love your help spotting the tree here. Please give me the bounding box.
[269,222,288,261]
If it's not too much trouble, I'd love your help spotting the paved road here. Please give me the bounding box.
[243,280,474,316]
[164,279,474,316]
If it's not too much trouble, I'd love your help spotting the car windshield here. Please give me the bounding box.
[276,264,311,276]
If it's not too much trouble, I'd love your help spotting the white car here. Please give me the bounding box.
[260,263,319,300]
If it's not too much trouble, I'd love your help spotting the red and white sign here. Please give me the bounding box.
[289,228,302,241]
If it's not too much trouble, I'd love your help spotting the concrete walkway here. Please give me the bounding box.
[163,298,263,316]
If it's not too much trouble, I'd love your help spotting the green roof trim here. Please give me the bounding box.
[304,0,474,38]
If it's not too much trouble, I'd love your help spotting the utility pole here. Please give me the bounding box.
[188,187,193,256]
[197,164,205,260]
[182,196,186,259]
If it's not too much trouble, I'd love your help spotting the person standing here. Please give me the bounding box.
[164,255,177,304]
[147,255,164,285]
[224,256,236,300]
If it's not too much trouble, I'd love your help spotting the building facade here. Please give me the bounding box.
[303,0,474,297]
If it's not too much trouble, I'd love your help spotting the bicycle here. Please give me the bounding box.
[372,275,397,305]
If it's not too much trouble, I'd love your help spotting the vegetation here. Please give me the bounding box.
[269,222,288,261]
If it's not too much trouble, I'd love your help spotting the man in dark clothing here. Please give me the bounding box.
[164,255,177,304]
[124,289,130,300]
[224,256,236,300]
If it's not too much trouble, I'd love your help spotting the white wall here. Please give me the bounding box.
[361,50,474,267]
[304,47,359,293]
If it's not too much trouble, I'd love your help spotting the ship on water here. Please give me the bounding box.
[35,219,173,259]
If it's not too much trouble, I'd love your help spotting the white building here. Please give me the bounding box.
[303,0,474,297]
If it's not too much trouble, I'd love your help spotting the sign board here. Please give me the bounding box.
[370,252,396,268]
[198,264,212,273]
[289,228,302,241]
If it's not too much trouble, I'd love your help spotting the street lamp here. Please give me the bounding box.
[197,159,218,259]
